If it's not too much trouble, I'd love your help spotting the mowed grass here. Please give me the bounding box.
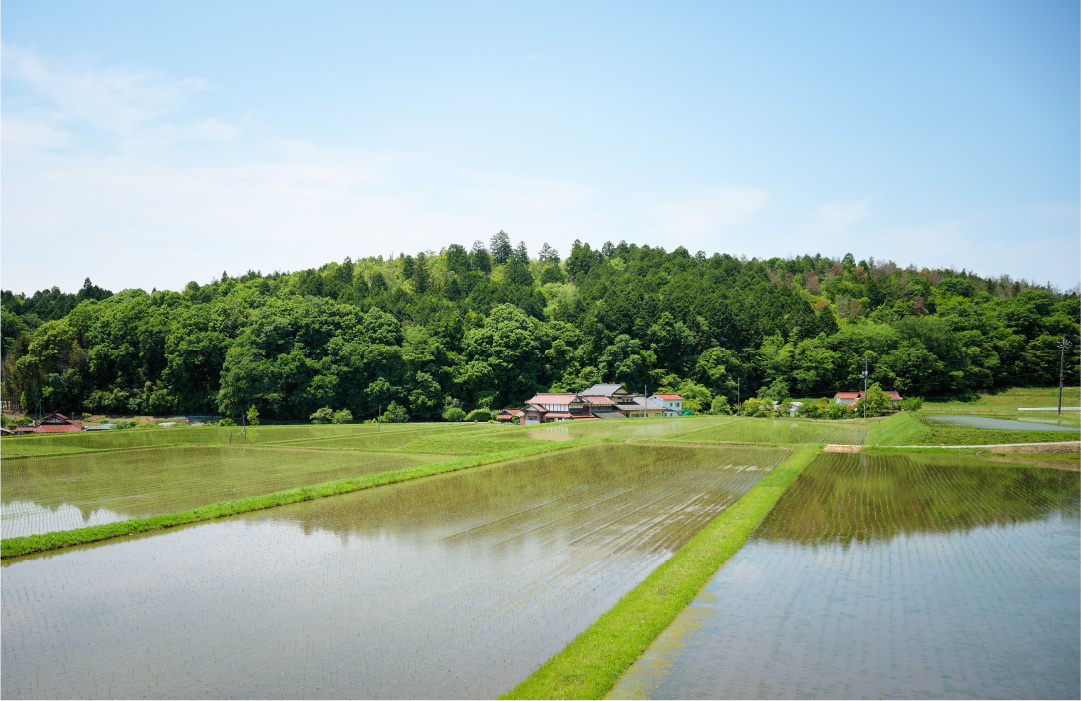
[1,445,462,538]
[867,411,1080,446]
[923,386,1080,415]
[673,417,868,445]
[502,445,820,700]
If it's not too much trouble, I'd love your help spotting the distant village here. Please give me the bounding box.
[495,384,901,425]
[5,386,902,434]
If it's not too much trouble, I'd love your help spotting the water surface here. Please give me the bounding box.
[610,453,1080,699]
[2,443,787,699]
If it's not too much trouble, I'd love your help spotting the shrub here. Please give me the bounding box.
[246,404,260,426]
[709,396,732,415]
[900,396,923,411]
[465,409,492,422]
[823,402,850,420]
[310,407,333,424]
[219,417,236,427]
[443,407,467,422]
[381,401,409,423]
[331,409,353,424]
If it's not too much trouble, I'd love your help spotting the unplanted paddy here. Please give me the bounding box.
[610,452,1080,699]
[1,443,786,699]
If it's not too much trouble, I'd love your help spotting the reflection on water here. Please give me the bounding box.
[1,446,457,538]
[924,414,1081,432]
[1,443,787,700]
[610,454,1080,699]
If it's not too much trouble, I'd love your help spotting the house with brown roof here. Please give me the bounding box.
[522,393,597,423]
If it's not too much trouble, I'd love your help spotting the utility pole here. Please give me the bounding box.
[378,403,381,432]
[737,378,740,415]
[862,353,869,419]
[1058,335,1072,416]
[644,385,648,418]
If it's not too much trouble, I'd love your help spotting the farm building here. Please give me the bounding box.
[650,394,684,416]
[14,413,85,434]
[833,391,903,408]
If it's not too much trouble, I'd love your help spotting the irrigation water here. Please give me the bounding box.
[1,443,787,699]
[609,452,1080,699]
[922,414,1081,432]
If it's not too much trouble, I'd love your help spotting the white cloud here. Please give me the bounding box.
[0,117,69,149]
[810,198,873,236]
[641,187,770,242]
[2,43,208,136]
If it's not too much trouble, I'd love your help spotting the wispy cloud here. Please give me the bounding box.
[809,198,874,235]
[2,43,208,137]
[642,187,769,241]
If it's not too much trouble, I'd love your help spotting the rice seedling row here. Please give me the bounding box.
[1,445,460,538]
[675,417,868,445]
[0,421,461,459]
[610,452,1080,699]
[1,443,788,700]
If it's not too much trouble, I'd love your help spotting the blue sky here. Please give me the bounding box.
[3,0,1078,295]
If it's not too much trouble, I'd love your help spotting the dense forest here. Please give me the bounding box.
[3,233,1079,421]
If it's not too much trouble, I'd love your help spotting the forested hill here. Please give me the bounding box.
[3,235,1079,421]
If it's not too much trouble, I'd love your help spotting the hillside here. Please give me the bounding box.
[3,237,1079,421]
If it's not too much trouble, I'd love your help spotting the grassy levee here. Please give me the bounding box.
[501,444,821,700]
[922,386,1081,415]
[1,438,591,559]
[867,411,1080,446]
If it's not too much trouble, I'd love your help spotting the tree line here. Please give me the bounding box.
[3,233,1078,421]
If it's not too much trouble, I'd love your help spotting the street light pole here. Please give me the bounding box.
[862,353,869,419]
[1058,335,1072,416]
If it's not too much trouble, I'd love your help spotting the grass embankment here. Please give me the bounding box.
[501,444,820,700]
[866,412,1079,446]
[923,386,1081,415]
[1,438,588,559]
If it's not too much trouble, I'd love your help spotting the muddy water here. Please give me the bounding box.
[610,453,1081,699]
[1,443,786,699]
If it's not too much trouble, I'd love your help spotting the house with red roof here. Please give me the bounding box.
[650,394,684,416]
[16,413,85,434]
[834,390,903,409]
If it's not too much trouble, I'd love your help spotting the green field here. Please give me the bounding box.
[0,421,484,458]
[673,416,868,445]
[867,411,1080,446]
[922,386,1081,415]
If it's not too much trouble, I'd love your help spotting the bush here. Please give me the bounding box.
[443,407,467,422]
[900,396,923,411]
[465,408,492,422]
[709,396,732,415]
[246,404,261,426]
[219,417,236,427]
[823,402,850,420]
[310,407,333,424]
[331,409,353,424]
[380,401,409,423]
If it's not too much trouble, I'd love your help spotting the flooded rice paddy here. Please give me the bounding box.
[1,446,457,538]
[1,443,786,699]
[922,414,1081,433]
[679,418,868,446]
[610,452,1080,699]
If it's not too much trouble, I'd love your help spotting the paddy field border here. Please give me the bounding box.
[502,444,821,700]
[0,438,589,559]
